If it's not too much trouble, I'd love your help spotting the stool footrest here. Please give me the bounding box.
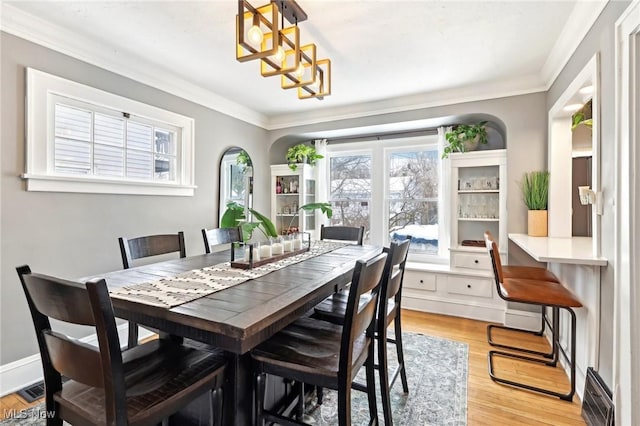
[487,324,554,359]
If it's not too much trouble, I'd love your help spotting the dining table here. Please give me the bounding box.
[81,242,381,426]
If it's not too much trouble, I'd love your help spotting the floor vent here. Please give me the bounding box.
[582,367,614,426]
[17,377,69,403]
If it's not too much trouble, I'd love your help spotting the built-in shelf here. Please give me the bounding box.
[457,189,500,194]
[458,218,499,222]
[508,233,607,266]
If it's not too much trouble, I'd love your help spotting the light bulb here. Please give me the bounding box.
[295,62,305,78]
[272,45,285,63]
[248,24,263,44]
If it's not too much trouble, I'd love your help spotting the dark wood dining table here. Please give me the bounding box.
[81,243,381,426]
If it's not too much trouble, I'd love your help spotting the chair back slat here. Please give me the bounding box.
[340,252,387,371]
[22,272,96,325]
[320,225,365,245]
[484,232,504,284]
[202,227,243,253]
[44,331,104,388]
[384,238,411,302]
[119,232,186,269]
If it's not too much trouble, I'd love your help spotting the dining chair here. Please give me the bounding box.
[16,265,227,426]
[313,238,411,425]
[202,227,243,254]
[485,238,582,401]
[320,225,365,245]
[118,232,186,348]
[251,252,388,426]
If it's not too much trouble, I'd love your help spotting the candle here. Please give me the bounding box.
[271,243,283,255]
[292,236,302,250]
[244,246,260,261]
[259,244,272,258]
[283,240,292,252]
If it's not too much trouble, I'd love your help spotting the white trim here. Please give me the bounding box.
[1,4,268,129]
[614,2,640,424]
[0,324,154,397]
[1,2,605,131]
[540,0,609,89]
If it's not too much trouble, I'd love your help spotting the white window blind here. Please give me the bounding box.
[25,68,195,196]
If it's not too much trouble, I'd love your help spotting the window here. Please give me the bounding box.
[326,136,446,261]
[25,68,195,196]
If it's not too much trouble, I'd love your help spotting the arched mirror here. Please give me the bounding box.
[218,147,253,225]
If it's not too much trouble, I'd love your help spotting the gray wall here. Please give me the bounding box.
[267,92,549,240]
[0,32,270,364]
[546,0,631,387]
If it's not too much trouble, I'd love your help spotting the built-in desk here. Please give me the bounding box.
[508,233,607,266]
[508,233,607,400]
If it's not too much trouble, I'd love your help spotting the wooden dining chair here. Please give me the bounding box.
[485,239,582,401]
[118,232,186,348]
[313,238,412,425]
[252,252,388,426]
[320,225,365,245]
[202,227,243,254]
[16,265,227,426]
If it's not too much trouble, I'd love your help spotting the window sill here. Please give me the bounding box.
[21,174,196,196]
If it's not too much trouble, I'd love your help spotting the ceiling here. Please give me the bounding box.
[2,1,605,129]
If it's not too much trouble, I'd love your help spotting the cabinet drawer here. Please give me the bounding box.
[452,252,491,270]
[447,276,493,298]
[403,271,436,291]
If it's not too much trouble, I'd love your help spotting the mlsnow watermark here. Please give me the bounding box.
[2,408,55,419]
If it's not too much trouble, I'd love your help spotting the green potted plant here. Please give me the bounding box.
[442,121,489,159]
[220,202,277,241]
[286,143,323,171]
[284,202,333,235]
[521,171,550,237]
[236,150,252,172]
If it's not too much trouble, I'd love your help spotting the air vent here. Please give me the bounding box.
[17,377,69,403]
[582,367,614,426]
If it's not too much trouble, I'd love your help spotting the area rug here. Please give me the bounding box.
[1,333,467,425]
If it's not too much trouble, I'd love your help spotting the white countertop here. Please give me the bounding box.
[508,233,608,266]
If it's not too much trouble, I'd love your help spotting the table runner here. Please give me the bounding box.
[110,241,347,308]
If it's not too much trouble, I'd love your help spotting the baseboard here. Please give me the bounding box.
[0,323,154,397]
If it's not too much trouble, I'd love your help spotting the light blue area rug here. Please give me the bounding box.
[1,333,468,425]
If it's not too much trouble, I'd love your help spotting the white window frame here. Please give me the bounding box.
[24,68,196,196]
[325,135,447,263]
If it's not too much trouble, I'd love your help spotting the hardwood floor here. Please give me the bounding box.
[0,309,585,424]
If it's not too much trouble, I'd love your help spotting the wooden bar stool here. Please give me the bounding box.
[485,239,582,401]
[484,231,561,358]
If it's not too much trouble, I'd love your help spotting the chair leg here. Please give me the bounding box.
[365,341,378,426]
[210,387,223,426]
[255,372,266,426]
[296,382,304,421]
[487,306,576,401]
[316,386,324,405]
[393,317,409,393]
[337,379,352,426]
[487,305,555,359]
[377,325,393,426]
[127,320,139,349]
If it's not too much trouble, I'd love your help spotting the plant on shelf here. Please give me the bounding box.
[283,202,333,235]
[521,171,550,237]
[220,202,277,241]
[236,150,252,172]
[286,143,323,171]
[442,121,489,159]
[571,99,593,130]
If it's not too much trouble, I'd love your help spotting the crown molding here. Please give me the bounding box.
[0,4,269,129]
[541,0,609,89]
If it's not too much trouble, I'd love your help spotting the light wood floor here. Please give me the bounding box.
[0,310,585,424]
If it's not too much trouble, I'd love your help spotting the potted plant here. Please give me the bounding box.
[286,143,323,171]
[442,121,489,159]
[522,171,550,237]
[284,202,333,235]
[220,202,277,241]
[236,150,252,172]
